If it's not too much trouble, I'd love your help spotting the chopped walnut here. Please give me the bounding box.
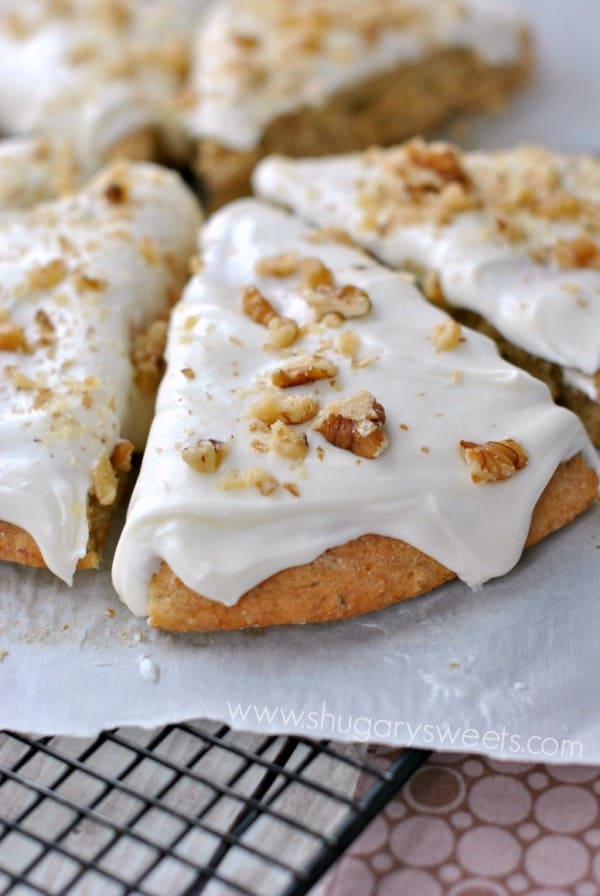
[283,482,300,497]
[553,236,600,270]
[460,438,528,484]
[432,319,462,352]
[321,312,344,328]
[423,271,446,307]
[104,179,129,204]
[298,257,335,290]
[272,353,337,388]
[266,316,299,349]
[139,236,160,265]
[405,140,471,187]
[304,283,371,321]
[254,252,298,277]
[337,330,361,357]
[132,319,168,393]
[219,467,279,496]
[306,227,354,245]
[315,391,388,459]
[181,367,196,380]
[35,309,56,345]
[92,453,118,507]
[27,259,67,290]
[182,438,228,474]
[242,285,298,347]
[12,371,36,390]
[0,321,28,352]
[270,420,309,460]
[110,440,134,473]
[74,273,108,292]
[250,393,320,425]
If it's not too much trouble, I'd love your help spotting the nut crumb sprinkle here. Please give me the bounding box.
[460,438,528,484]
[0,321,28,353]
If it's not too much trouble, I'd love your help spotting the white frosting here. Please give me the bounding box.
[0,162,201,583]
[0,137,81,209]
[185,0,525,151]
[254,148,600,380]
[563,369,598,402]
[112,200,596,616]
[0,1,209,173]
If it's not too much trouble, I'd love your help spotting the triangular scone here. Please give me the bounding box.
[255,142,600,446]
[0,0,207,174]
[112,200,597,632]
[0,161,201,581]
[185,0,530,211]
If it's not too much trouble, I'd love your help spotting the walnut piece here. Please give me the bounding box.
[315,391,388,459]
[92,453,118,507]
[27,259,67,290]
[553,236,600,270]
[110,440,134,474]
[250,393,319,425]
[304,283,371,321]
[432,319,462,352]
[460,438,528,484]
[219,467,279,496]
[132,319,168,394]
[298,257,335,290]
[270,421,309,460]
[272,353,337,388]
[254,252,298,277]
[182,439,228,474]
[0,321,28,352]
[242,286,299,347]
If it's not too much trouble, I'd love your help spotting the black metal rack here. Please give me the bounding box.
[0,723,428,895]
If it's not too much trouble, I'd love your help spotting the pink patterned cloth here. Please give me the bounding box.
[327,752,600,896]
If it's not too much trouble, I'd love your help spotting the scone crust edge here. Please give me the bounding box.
[147,454,597,632]
[195,33,532,211]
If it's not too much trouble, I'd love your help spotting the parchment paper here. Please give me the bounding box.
[1,0,600,763]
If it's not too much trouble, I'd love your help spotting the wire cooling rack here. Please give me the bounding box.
[0,723,428,895]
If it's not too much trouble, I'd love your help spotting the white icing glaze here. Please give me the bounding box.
[254,147,600,380]
[0,1,209,172]
[184,0,525,151]
[0,162,201,583]
[563,369,598,402]
[0,137,80,209]
[112,199,596,616]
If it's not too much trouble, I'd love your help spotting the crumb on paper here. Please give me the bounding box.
[137,655,160,683]
[0,648,8,663]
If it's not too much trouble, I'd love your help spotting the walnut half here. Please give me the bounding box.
[315,391,388,459]
[460,438,528,484]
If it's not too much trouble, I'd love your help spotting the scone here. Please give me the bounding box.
[112,200,598,632]
[0,0,207,175]
[255,141,600,446]
[0,161,201,581]
[184,0,531,211]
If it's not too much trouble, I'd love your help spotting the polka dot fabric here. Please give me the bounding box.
[327,753,600,896]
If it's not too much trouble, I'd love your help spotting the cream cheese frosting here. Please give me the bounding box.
[0,137,81,210]
[0,0,209,173]
[112,199,596,616]
[184,0,525,152]
[254,144,600,382]
[0,161,201,582]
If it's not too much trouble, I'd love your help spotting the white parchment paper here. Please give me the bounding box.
[1,0,600,763]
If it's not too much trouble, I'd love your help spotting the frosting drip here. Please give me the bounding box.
[0,162,201,582]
